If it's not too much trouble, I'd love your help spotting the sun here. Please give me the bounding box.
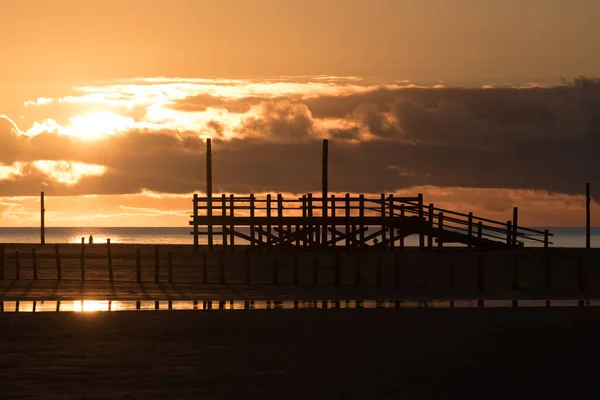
[68,112,135,140]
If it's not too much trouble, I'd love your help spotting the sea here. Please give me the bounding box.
[0,227,599,248]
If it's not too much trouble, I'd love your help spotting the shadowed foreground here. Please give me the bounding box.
[0,308,598,399]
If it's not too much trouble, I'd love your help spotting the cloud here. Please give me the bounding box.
[2,77,600,200]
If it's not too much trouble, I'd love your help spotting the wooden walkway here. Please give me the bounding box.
[190,193,552,252]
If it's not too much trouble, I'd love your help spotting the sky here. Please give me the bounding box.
[1,0,599,227]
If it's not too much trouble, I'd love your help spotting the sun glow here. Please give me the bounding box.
[68,112,135,140]
[73,300,121,312]
[32,160,107,185]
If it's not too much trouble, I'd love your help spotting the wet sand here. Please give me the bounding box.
[1,308,599,399]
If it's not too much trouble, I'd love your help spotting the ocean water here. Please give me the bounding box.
[0,227,599,248]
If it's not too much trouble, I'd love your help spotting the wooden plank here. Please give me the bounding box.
[206,138,213,252]
[40,192,45,244]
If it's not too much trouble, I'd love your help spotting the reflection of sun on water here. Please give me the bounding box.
[74,300,121,312]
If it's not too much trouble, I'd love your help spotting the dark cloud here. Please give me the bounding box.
[2,79,600,199]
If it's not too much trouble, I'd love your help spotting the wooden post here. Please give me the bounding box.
[512,207,518,247]
[55,244,61,281]
[80,238,85,281]
[438,212,444,249]
[359,194,365,248]
[322,139,329,247]
[334,252,341,286]
[154,245,160,283]
[265,194,272,247]
[312,259,318,285]
[244,249,250,284]
[400,204,405,249]
[0,244,3,280]
[506,221,512,245]
[136,249,141,283]
[544,230,549,248]
[355,257,361,286]
[467,212,473,249]
[307,193,314,245]
[418,193,424,250]
[107,239,113,282]
[277,194,284,248]
[168,252,173,283]
[15,251,20,280]
[229,194,235,250]
[586,183,591,249]
[249,194,256,249]
[428,203,434,250]
[477,221,483,239]
[330,195,336,248]
[221,194,227,248]
[193,193,199,252]
[345,193,351,247]
[381,193,387,251]
[32,248,38,280]
[293,255,299,285]
[40,191,45,244]
[206,138,213,252]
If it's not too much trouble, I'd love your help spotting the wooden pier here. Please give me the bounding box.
[190,138,551,252]
[190,193,551,252]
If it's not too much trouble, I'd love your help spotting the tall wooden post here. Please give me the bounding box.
[40,192,45,244]
[206,138,213,252]
[586,183,591,249]
[322,139,329,247]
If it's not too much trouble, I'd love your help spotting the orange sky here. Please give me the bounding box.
[1,1,599,227]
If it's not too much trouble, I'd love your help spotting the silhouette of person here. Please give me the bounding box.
[88,235,93,244]
[373,238,379,248]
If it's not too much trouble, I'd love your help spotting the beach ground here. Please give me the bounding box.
[0,308,598,399]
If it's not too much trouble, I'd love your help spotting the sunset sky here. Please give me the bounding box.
[1,0,600,227]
